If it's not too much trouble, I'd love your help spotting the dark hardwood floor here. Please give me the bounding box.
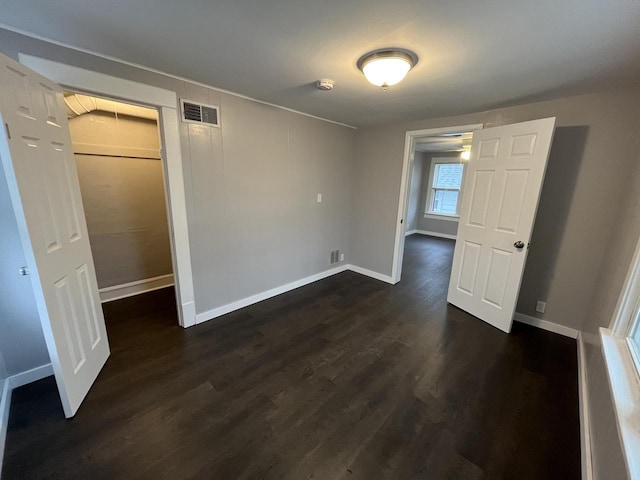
[2,235,580,479]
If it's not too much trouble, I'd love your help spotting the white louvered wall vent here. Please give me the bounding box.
[180,99,220,127]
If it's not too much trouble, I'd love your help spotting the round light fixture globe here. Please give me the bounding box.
[358,50,418,89]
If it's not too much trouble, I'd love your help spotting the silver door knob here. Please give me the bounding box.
[514,241,525,249]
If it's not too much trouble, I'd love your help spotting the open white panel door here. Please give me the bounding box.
[447,118,556,333]
[0,53,109,417]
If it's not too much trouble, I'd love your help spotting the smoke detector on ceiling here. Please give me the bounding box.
[317,79,334,91]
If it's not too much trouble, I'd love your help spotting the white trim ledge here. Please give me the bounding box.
[1,363,53,470]
[20,54,177,108]
[99,274,174,303]
[600,327,640,480]
[423,213,460,222]
[513,312,579,339]
[577,333,594,480]
[407,230,457,241]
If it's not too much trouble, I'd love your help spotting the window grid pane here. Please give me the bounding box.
[432,189,459,215]
[433,164,464,189]
[429,162,463,215]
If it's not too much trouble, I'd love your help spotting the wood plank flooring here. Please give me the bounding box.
[2,235,580,479]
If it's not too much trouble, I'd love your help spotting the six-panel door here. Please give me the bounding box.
[0,53,109,417]
[447,118,556,333]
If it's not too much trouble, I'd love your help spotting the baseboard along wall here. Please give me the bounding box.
[406,230,457,240]
[99,273,175,303]
[348,265,395,285]
[192,262,578,340]
[195,264,395,324]
[195,265,349,323]
[576,333,594,480]
[513,312,579,339]
[513,315,590,477]
[0,364,53,471]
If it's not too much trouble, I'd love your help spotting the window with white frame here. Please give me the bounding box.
[610,235,640,374]
[425,158,465,217]
[626,307,640,369]
[600,234,640,478]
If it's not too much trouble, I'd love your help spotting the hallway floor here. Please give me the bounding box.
[2,234,580,479]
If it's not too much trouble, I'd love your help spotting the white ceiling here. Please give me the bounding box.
[1,0,639,127]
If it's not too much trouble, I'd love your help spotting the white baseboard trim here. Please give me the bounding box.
[348,265,395,285]
[8,364,54,389]
[513,312,579,339]
[195,265,350,324]
[194,260,403,326]
[577,333,594,480]
[411,230,457,240]
[1,363,53,471]
[181,300,196,328]
[99,274,174,303]
[194,263,400,325]
[0,378,10,471]
[405,229,417,236]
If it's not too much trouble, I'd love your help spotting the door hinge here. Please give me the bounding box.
[4,123,10,140]
[19,266,30,276]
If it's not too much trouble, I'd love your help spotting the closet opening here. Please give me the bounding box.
[65,92,178,329]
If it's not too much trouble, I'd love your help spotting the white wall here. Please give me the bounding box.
[0,349,6,384]
[0,345,6,468]
[172,85,354,316]
[415,152,460,237]
[351,88,640,330]
[0,159,50,377]
[406,151,460,237]
[577,109,640,478]
[0,27,355,324]
[70,112,173,288]
[406,152,424,232]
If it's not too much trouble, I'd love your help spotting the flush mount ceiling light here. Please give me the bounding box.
[357,49,418,89]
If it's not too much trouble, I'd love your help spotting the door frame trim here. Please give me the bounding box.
[391,124,484,283]
[18,54,196,327]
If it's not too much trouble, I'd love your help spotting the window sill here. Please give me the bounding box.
[600,327,640,479]
[424,213,459,222]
